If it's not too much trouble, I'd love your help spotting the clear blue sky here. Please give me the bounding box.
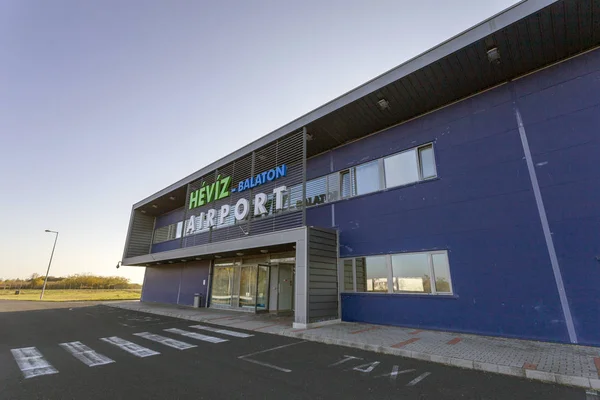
[0,0,518,283]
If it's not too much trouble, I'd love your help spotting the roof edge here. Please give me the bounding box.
[134,0,557,209]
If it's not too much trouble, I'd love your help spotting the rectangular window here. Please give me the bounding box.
[152,226,169,244]
[340,169,353,198]
[343,259,354,291]
[283,184,303,210]
[391,253,431,293]
[355,160,381,196]
[355,257,366,292]
[363,256,388,292]
[431,252,452,293]
[342,250,452,295]
[384,149,419,188]
[305,176,327,207]
[418,144,436,179]
[327,173,340,202]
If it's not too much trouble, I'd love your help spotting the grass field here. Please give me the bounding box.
[0,289,141,302]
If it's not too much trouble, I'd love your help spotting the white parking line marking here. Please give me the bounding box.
[406,372,431,386]
[240,357,292,373]
[376,365,415,380]
[329,355,362,367]
[11,347,59,379]
[352,361,380,373]
[189,325,253,338]
[133,332,197,350]
[164,328,228,343]
[59,342,114,367]
[238,341,306,373]
[100,337,160,358]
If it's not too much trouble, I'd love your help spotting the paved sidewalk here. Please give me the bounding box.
[106,301,600,390]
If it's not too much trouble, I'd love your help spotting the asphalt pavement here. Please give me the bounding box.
[0,300,591,399]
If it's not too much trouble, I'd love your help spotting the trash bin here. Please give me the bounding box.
[193,293,201,308]
[15,290,20,295]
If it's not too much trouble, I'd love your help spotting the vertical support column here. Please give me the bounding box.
[293,228,309,327]
[248,151,256,236]
[180,182,192,249]
[302,127,307,226]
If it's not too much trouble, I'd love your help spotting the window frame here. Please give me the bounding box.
[305,142,436,209]
[354,159,383,196]
[339,169,354,199]
[417,144,437,181]
[340,250,453,296]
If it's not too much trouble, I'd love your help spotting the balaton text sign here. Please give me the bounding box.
[188,164,287,210]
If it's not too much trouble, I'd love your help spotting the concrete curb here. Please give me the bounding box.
[104,303,599,390]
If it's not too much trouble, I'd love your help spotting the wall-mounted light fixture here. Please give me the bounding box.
[487,47,501,64]
[377,98,390,110]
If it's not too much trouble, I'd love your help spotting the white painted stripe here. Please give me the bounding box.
[100,337,160,358]
[238,341,306,373]
[514,107,578,344]
[59,342,114,367]
[189,325,253,338]
[352,361,380,373]
[133,332,197,350]
[11,347,58,379]
[390,365,399,380]
[240,357,292,373]
[376,365,415,380]
[329,355,362,367]
[164,328,228,343]
[406,372,431,387]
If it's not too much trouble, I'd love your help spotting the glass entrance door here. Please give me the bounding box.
[211,266,234,306]
[256,264,270,312]
[238,266,257,310]
[211,264,271,312]
[277,263,294,311]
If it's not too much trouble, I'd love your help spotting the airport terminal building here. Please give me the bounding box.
[122,0,600,346]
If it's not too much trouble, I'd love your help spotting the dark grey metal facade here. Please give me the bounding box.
[307,227,339,323]
[124,211,155,259]
[179,129,306,249]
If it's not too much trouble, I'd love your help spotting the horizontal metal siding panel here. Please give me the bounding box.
[307,227,339,322]
[309,249,337,259]
[309,302,338,311]
[309,309,338,319]
[126,212,155,258]
[309,267,338,276]
[308,233,337,244]
[309,295,338,303]
[310,282,337,290]
[309,275,337,283]
[310,260,338,269]
[309,288,338,297]
[308,242,337,252]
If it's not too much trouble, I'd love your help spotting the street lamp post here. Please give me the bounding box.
[40,230,59,300]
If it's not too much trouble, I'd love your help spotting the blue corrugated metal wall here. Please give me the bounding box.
[141,261,210,306]
[307,48,600,345]
[517,50,600,346]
